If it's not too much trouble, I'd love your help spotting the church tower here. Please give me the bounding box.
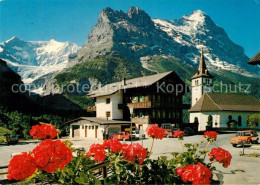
[191,48,214,106]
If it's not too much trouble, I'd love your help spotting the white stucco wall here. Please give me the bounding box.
[190,111,259,131]
[191,78,202,106]
[96,91,123,120]
[191,77,213,106]
[69,120,104,139]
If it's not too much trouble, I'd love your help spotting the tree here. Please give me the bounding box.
[247,114,260,128]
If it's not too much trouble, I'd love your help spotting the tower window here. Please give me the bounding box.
[106,111,111,118]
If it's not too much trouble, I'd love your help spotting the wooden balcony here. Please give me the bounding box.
[127,102,152,109]
[127,101,181,109]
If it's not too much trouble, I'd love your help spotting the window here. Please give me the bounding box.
[152,110,156,118]
[134,110,139,118]
[163,110,166,118]
[82,126,84,129]
[140,96,145,102]
[92,126,94,130]
[106,111,111,118]
[238,116,242,126]
[106,98,110,104]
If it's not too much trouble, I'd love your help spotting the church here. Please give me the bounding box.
[189,49,260,131]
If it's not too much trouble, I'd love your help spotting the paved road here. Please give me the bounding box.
[0,133,260,185]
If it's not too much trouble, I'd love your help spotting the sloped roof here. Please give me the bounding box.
[65,117,131,125]
[88,71,174,97]
[189,93,260,112]
[248,51,260,65]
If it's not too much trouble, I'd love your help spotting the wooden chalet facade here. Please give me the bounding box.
[88,71,189,131]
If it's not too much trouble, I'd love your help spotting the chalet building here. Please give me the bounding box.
[66,117,131,139]
[248,51,260,65]
[189,49,260,131]
[88,71,189,131]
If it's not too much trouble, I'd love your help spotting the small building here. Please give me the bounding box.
[66,117,131,139]
[88,71,189,131]
[189,49,260,131]
[189,93,260,131]
[248,51,260,65]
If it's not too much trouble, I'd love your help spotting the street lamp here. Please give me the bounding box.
[128,104,134,144]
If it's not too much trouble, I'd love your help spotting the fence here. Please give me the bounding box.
[0,161,111,184]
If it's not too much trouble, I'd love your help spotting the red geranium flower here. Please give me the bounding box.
[87,144,106,162]
[7,152,36,181]
[32,139,72,173]
[176,162,212,185]
[173,129,184,140]
[203,131,218,141]
[209,147,232,168]
[102,139,123,152]
[122,143,147,165]
[146,124,164,140]
[30,123,57,140]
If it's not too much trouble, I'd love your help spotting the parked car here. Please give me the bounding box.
[111,131,135,141]
[3,133,19,144]
[131,130,145,140]
[230,130,259,147]
[164,129,173,138]
[183,127,195,136]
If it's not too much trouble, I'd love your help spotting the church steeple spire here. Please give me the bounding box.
[198,48,207,74]
[191,48,213,79]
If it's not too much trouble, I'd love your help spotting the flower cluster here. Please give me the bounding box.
[7,152,36,181]
[103,139,123,152]
[209,147,232,168]
[203,131,218,141]
[146,124,164,139]
[176,162,212,185]
[32,139,72,173]
[29,123,57,140]
[87,144,106,162]
[122,143,147,165]
[87,139,147,165]
[173,129,184,140]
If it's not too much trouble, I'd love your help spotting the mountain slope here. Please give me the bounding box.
[153,10,258,75]
[0,37,80,84]
[69,7,258,77]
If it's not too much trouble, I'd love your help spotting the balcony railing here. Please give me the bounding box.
[127,102,152,109]
[127,101,180,109]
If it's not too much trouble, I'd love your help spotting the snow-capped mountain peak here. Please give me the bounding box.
[0,37,80,84]
[184,10,206,24]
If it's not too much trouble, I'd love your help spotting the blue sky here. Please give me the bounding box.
[0,0,259,57]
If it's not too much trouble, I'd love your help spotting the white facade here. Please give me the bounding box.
[69,119,122,139]
[190,111,260,131]
[96,91,123,120]
[191,77,213,106]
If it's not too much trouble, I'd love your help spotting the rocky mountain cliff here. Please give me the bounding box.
[0,37,80,89]
[69,7,258,76]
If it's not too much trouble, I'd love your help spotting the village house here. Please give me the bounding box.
[67,71,189,139]
[88,71,189,131]
[189,49,260,131]
[248,51,260,65]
